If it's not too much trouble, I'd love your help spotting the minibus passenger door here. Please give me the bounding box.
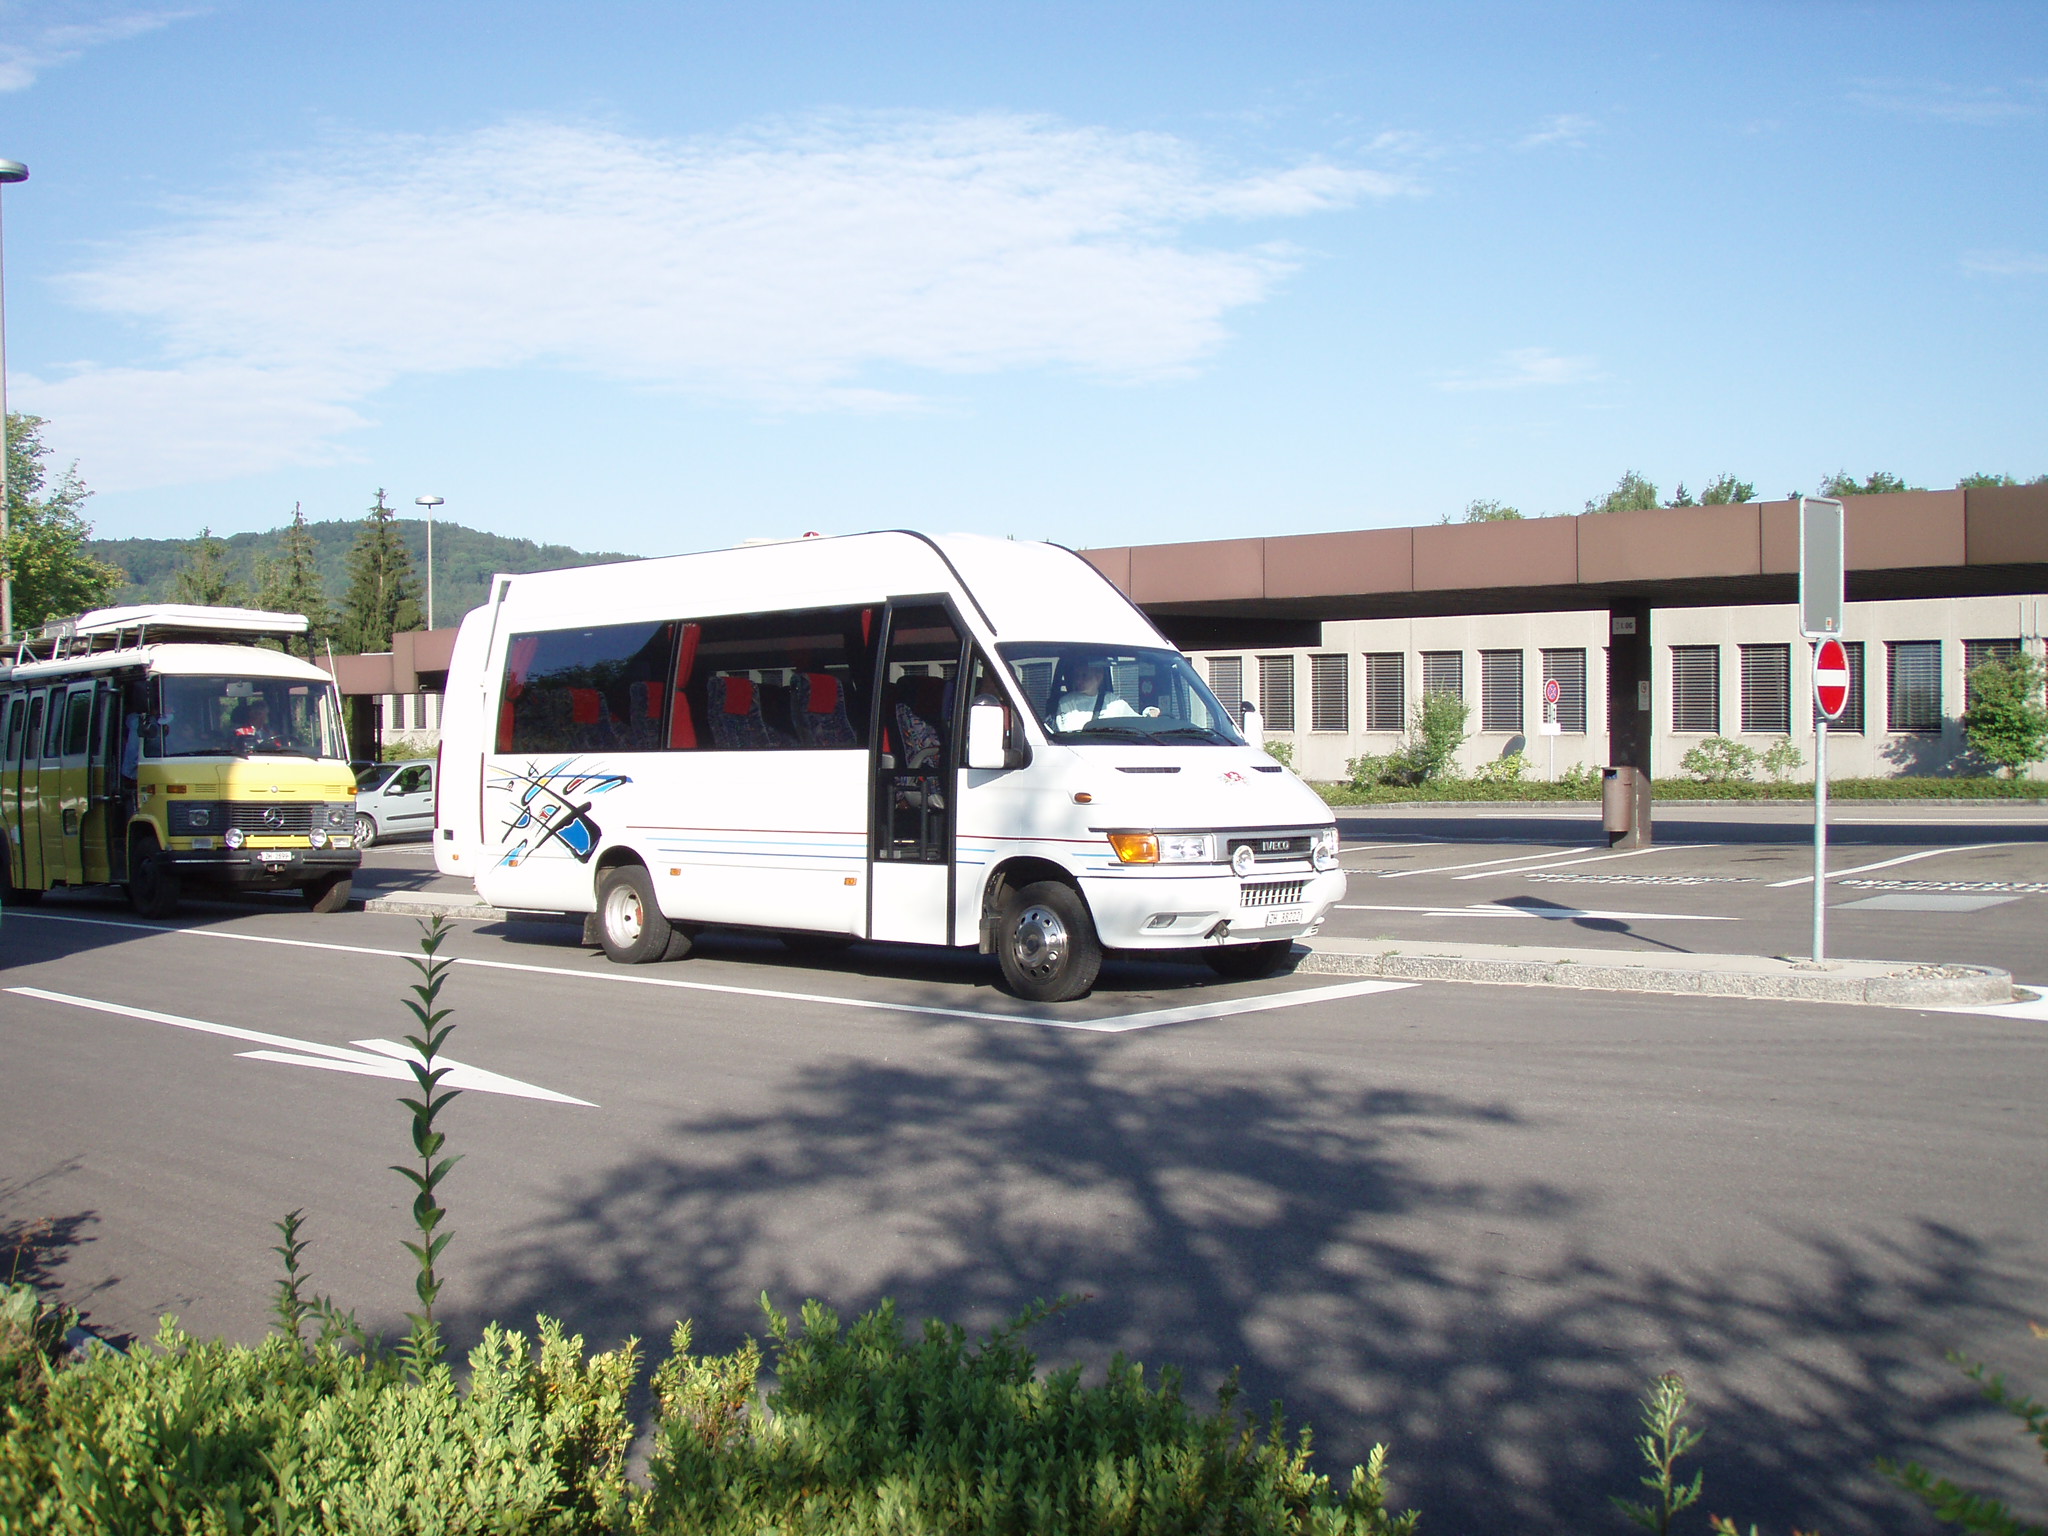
[51,685,94,885]
[37,688,68,886]
[868,601,963,945]
[1,693,25,892]
[15,692,46,891]
[80,683,118,883]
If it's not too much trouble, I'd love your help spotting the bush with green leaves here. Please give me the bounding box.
[1264,739,1295,770]
[1472,750,1527,785]
[1680,736,1761,783]
[1760,740,1805,782]
[1963,652,2048,778]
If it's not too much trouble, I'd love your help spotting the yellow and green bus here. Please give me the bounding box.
[1,605,361,916]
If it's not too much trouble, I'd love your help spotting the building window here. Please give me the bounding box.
[1739,644,1791,734]
[1479,650,1523,733]
[1310,654,1349,732]
[1887,641,1942,732]
[1670,646,1721,733]
[1540,648,1588,734]
[1206,657,1244,718]
[1813,641,1866,733]
[1257,655,1296,733]
[1364,653,1404,732]
[1420,650,1463,703]
[1963,639,2022,709]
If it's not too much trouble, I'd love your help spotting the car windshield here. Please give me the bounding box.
[998,644,1246,747]
[148,675,349,760]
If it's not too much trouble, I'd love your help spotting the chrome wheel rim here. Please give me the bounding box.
[605,884,644,946]
[1010,903,1068,980]
[355,813,374,844]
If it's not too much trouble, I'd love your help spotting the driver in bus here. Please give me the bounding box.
[230,698,284,753]
[1049,659,1158,733]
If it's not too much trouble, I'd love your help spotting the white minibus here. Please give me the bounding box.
[435,533,1345,1001]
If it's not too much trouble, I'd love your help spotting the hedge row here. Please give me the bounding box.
[1314,775,2047,806]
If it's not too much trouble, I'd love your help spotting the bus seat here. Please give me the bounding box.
[794,672,859,748]
[625,681,663,750]
[753,682,801,749]
[708,675,776,750]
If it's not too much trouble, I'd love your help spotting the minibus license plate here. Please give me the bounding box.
[1263,907,1305,927]
[257,850,294,863]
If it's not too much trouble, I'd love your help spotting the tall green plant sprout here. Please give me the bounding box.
[393,916,461,1377]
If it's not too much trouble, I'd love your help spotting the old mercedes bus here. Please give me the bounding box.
[1,605,361,916]
[435,533,1344,1001]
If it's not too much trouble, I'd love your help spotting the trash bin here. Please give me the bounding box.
[1601,765,1653,848]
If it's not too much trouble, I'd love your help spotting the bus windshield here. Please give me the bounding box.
[148,675,349,760]
[998,644,1246,747]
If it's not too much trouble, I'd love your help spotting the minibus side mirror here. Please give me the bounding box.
[966,698,1010,771]
[1239,704,1264,744]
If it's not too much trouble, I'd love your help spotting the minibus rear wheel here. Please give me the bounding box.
[1203,940,1294,980]
[997,880,1101,1003]
[597,863,692,964]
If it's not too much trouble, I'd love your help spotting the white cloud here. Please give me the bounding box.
[1516,114,1596,151]
[1962,249,2048,276]
[0,3,198,92]
[1847,79,2042,124]
[1432,347,1603,392]
[31,113,1405,490]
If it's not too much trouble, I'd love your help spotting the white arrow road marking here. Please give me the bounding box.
[6,986,594,1106]
[1338,903,1732,923]
[1450,844,1704,880]
[1767,843,2005,888]
[4,912,1410,1034]
[1376,847,1596,878]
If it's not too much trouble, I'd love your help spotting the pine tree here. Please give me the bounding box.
[171,526,248,607]
[3,412,123,635]
[338,489,422,653]
[254,502,332,656]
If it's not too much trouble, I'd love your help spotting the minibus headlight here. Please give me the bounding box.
[309,829,328,849]
[1312,828,1340,872]
[1158,834,1212,863]
[224,827,245,850]
[1107,832,1159,864]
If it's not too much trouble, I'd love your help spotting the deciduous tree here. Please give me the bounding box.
[2,412,123,635]
[1962,652,2048,778]
[1584,471,1659,516]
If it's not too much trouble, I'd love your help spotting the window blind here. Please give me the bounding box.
[1310,654,1349,732]
[1479,650,1524,734]
[1739,644,1791,734]
[1670,646,1720,733]
[1887,641,1941,732]
[1420,650,1463,702]
[1539,648,1588,734]
[1257,654,1296,732]
[1364,653,1404,732]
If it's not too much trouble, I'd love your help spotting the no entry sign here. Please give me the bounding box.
[1814,637,1850,720]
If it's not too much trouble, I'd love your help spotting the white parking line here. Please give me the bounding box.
[1450,844,1704,881]
[1767,844,2005,888]
[1338,903,1730,923]
[2,911,1412,1035]
[1376,847,1596,879]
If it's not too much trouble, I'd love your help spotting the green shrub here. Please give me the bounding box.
[1881,1327,2048,1535]
[1760,740,1805,781]
[1680,737,1761,783]
[1963,652,2048,778]
[636,1295,1416,1535]
[1557,761,1602,794]
[1264,739,1296,770]
[1473,751,1527,785]
[1407,691,1468,781]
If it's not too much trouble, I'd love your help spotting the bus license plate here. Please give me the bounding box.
[1263,907,1304,927]
[257,850,294,863]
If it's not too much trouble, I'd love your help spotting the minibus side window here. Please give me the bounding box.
[40,690,63,762]
[24,693,46,762]
[63,690,92,758]
[3,696,22,762]
[682,606,876,752]
[498,621,677,755]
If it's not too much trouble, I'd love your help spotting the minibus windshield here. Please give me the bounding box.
[149,675,348,760]
[998,644,1246,747]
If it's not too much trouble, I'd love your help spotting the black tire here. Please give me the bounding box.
[996,880,1101,1003]
[302,873,353,913]
[596,863,691,964]
[780,931,857,956]
[1203,940,1295,980]
[0,851,41,906]
[354,812,378,850]
[126,831,182,919]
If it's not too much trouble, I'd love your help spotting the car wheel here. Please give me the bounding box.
[126,830,182,919]
[996,879,1101,1003]
[302,873,353,913]
[596,864,691,964]
[1202,939,1295,980]
[354,813,378,849]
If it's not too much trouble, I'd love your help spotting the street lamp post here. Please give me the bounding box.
[415,495,444,630]
[0,158,28,645]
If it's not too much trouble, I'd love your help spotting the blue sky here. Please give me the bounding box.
[1,1,2042,555]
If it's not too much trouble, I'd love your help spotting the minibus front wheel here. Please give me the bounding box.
[996,880,1101,1003]
[596,863,692,964]
[126,830,181,919]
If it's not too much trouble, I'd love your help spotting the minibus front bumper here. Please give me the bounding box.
[159,847,362,887]
[1082,867,1347,950]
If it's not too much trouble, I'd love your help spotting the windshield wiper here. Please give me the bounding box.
[1068,724,1152,740]
[1153,727,1234,744]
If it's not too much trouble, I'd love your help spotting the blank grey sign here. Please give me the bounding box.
[1799,496,1844,638]
[1835,894,2020,913]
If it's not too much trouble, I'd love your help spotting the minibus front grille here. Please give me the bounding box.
[1241,880,1307,907]
[189,801,357,836]
[1226,833,1313,864]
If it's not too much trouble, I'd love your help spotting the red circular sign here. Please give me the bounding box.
[1544,678,1562,706]
[1814,637,1850,719]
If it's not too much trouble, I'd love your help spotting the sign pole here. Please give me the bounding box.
[1813,704,1828,962]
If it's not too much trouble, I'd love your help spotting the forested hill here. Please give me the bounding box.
[90,519,636,627]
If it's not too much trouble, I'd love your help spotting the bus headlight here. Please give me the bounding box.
[1107,832,1213,865]
[224,828,245,850]
[1312,828,1340,872]
[309,830,328,849]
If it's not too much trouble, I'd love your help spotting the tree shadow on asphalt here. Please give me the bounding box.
[451,1026,2040,1536]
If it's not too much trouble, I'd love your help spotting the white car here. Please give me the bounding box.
[353,760,435,848]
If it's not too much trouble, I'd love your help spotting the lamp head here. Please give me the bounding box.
[415,495,444,508]
[0,161,28,185]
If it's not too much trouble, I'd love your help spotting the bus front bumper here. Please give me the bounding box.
[158,848,362,887]
[1082,867,1347,950]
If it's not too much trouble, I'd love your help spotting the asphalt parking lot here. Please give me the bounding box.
[3,803,2044,1534]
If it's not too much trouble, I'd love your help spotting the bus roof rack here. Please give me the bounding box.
[13,604,310,665]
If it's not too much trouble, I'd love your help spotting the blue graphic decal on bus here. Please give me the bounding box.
[490,758,631,866]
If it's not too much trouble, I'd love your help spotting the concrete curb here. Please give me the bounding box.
[1293,938,2013,1007]
[364,892,506,921]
